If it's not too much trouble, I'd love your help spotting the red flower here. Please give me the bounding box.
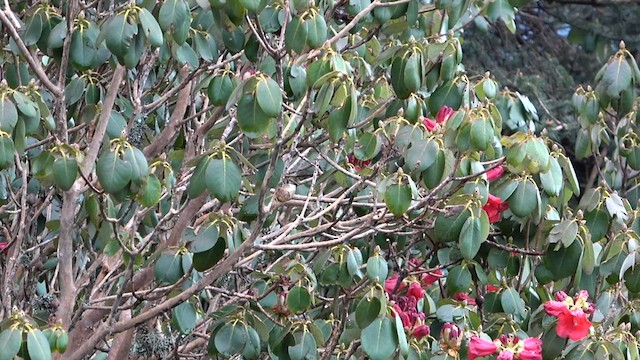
[384,274,405,294]
[454,292,477,305]
[0,242,8,254]
[407,282,424,300]
[391,304,411,327]
[422,116,438,131]
[436,106,455,124]
[486,285,500,292]
[483,194,509,223]
[544,300,567,317]
[422,269,443,286]
[413,324,430,339]
[486,165,505,182]
[556,309,591,341]
[468,335,498,360]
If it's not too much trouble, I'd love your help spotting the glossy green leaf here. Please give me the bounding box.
[137,8,163,47]
[405,138,438,172]
[138,174,162,207]
[53,157,78,191]
[205,158,242,203]
[237,94,271,134]
[361,318,397,360]
[122,146,149,183]
[356,297,382,329]
[102,14,138,58]
[500,287,526,318]
[285,18,308,53]
[208,75,235,107]
[305,13,327,49]
[603,57,632,98]
[508,179,538,217]
[0,327,22,360]
[540,156,563,196]
[544,240,582,280]
[27,329,52,360]
[446,264,472,293]
[287,286,311,314]
[366,255,388,283]
[384,183,412,216]
[159,0,190,45]
[189,225,220,253]
[96,151,133,193]
[459,215,488,260]
[0,97,18,132]
[428,81,462,111]
[154,253,184,284]
[192,237,226,271]
[288,331,317,360]
[255,78,282,118]
[470,118,493,151]
[0,135,16,169]
[215,323,248,356]
[173,301,197,334]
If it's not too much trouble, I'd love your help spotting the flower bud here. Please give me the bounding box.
[413,324,430,339]
[441,323,462,350]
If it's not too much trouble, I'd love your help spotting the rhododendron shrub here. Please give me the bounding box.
[0,0,640,359]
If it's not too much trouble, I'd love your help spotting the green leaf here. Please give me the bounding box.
[508,179,538,217]
[137,8,164,47]
[603,57,632,98]
[96,151,133,193]
[403,52,421,93]
[242,327,261,359]
[287,286,311,314]
[22,12,44,46]
[237,94,272,135]
[288,331,317,360]
[122,146,149,183]
[189,225,220,253]
[428,81,462,111]
[53,157,78,191]
[500,287,526,318]
[159,0,190,45]
[255,78,283,118]
[459,215,488,260]
[173,301,197,334]
[154,253,184,284]
[434,209,470,243]
[102,14,138,58]
[544,240,582,280]
[0,135,16,169]
[361,318,397,360]
[192,237,226,271]
[354,132,381,161]
[304,13,327,49]
[405,138,438,172]
[356,297,382,329]
[193,31,218,61]
[366,255,388,283]
[0,97,19,132]
[137,174,162,207]
[384,183,412,216]
[208,75,235,107]
[393,311,409,356]
[540,156,563,196]
[205,158,242,203]
[446,264,472,293]
[285,17,308,53]
[470,118,493,151]
[215,323,248,356]
[27,329,52,360]
[328,105,348,142]
[0,327,22,360]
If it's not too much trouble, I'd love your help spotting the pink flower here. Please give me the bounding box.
[544,300,567,317]
[483,194,508,223]
[522,337,542,352]
[468,335,498,360]
[497,350,514,360]
[520,349,543,360]
[0,242,8,254]
[385,274,405,294]
[407,282,424,300]
[422,269,443,286]
[412,324,430,339]
[347,153,372,171]
[556,309,591,341]
[486,165,504,181]
[422,116,438,131]
[436,106,455,124]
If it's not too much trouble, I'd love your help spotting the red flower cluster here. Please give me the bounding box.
[422,106,455,131]
[385,274,430,338]
[469,334,542,360]
[483,194,509,223]
[544,290,594,341]
[346,153,372,171]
